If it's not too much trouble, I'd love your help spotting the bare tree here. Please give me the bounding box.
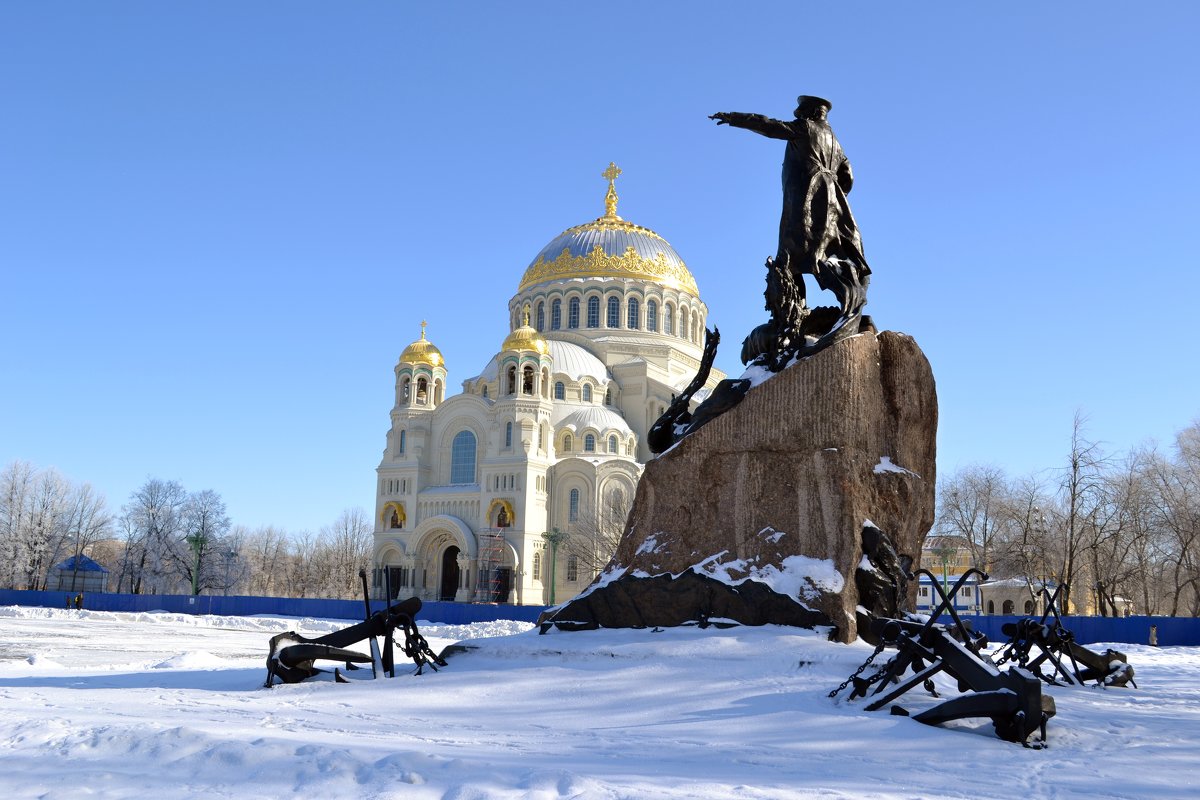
[934,464,1011,571]
[120,478,188,594]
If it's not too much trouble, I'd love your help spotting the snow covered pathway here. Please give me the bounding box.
[1,607,1198,799]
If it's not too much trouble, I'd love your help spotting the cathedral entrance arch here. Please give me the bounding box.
[440,546,461,601]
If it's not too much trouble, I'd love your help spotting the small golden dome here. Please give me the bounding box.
[400,321,445,368]
[502,312,550,355]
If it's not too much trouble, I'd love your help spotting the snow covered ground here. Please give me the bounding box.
[1,607,1198,799]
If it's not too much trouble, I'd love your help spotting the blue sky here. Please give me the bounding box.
[2,2,1198,533]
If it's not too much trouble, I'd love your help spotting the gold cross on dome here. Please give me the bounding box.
[602,162,622,218]
[420,320,427,340]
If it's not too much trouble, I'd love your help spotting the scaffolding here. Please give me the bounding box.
[475,531,507,602]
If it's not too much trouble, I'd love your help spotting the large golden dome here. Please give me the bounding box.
[516,163,699,295]
[399,322,444,368]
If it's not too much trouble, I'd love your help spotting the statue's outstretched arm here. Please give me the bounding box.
[710,112,794,140]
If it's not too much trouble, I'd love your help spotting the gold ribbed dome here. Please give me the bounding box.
[517,163,699,295]
[502,312,550,355]
[399,321,445,368]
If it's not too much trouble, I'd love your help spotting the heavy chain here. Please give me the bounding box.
[828,641,888,699]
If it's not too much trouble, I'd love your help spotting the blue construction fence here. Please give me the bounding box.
[0,589,548,625]
[2,590,1197,645]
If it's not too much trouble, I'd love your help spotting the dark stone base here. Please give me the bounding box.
[538,570,834,634]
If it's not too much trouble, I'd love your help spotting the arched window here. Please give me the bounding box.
[1002,599,1015,615]
[505,422,512,448]
[627,297,639,329]
[416,377,429,404]
[693,316,700,343]
[987,600,995,614]
[533,551,542,581]
[541,368,550,398]
[538,424,544,450]
[1024,600,1035,614]
[401,376,411,403]
[582,384,592,403]
[604,387,612,405]
[551,300,562,330]
[482,385,489,398]
[584,434,596,452]
[587,296,600,328]
[664,305,674,335]
[569,488,580,521]
[398,429,406,454]
[536,301,545,331]
[568,297,580,329]
[606,296,619,327]
[506,366,517,395]
[522,365,535,395]
[680,306,689,338]
[608,435,618,453]
[450,430,477,484]
[646,300,658,332]
[562,434,572,452]
[566,555,579,582]
[628,436,636,454]
[554,381,565,400]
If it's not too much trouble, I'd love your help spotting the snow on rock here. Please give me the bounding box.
[695,552,844,603]
[874,455,920,478]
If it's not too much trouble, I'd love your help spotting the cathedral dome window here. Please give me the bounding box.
[554,381,565,400]
[664,305,674,335]
[680,306,689,339]
[506,366,517,395]
[417,377,429,404]
[606,296,619,328]
[401,376,411,403]
[582,384,593,403]
[551,300,562,330]
[536,301,545,331]
[568,298,580,329]
[450,430,477,484]
[523,365,535,395]
[646,300,658,332]
[584,434,596,452]
[587,296,600,328]
[608,435,618,454]
[562,433,572,452]
[627,298,639,329]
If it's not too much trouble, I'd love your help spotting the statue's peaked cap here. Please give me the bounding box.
[796,95,832,111]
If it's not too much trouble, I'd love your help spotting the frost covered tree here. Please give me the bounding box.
[118,478,188,594]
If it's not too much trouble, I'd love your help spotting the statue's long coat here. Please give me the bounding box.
[720,113,869,278]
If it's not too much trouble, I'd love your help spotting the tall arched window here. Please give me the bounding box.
[646,299,658,332]
[551,300,562,330]
[398,429,406,454]
[536,302,545,331]
[582,384,592,402]
[627,297,639,329]
[604,387,612,405]
[562,434,572,452]
[587,296,600,328]
[664,305,674,335]
[569,488,580,521]
[606,296,619,327]
[533,551,542,581]
[401,376,411,403]
[566,555,579,582]
[584,434,596,452]
[416,377,429,404]
[506,366,517,395]
[450,430,477,484]
[568,298,580,329]
[680,306,689,339]
[608,434,618,453]
[522,365,535,395]
[554,381,565,400]
[505,422,512,448]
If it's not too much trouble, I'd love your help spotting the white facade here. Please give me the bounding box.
[371,167,724,605]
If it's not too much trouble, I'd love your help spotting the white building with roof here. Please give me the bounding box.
[371,164,725,606]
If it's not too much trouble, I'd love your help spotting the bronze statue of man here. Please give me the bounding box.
[711,96,870,315]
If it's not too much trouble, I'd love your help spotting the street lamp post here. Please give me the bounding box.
[542,528,569,605]
[185,532,206,596]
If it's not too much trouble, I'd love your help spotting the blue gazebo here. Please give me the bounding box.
[47,554,109,593]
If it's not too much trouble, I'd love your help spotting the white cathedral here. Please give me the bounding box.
[371,164,724,606]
